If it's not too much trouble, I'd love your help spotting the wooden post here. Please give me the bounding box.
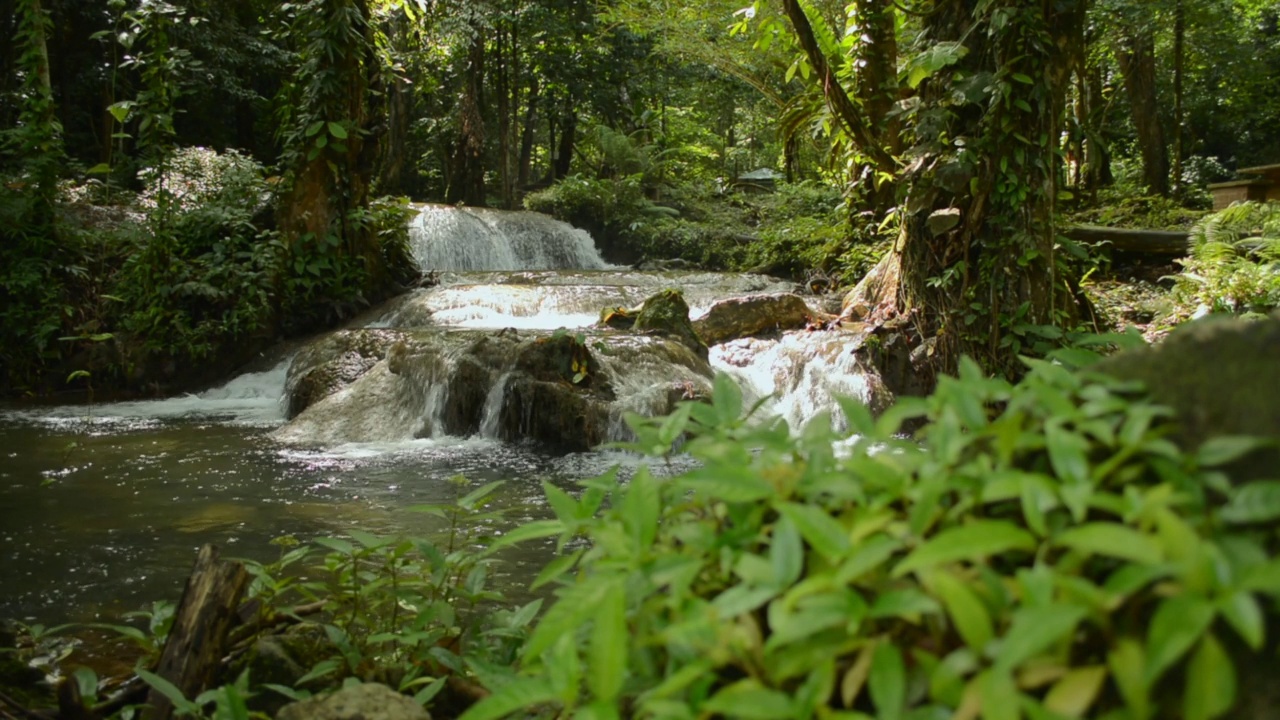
[145,545,248,720]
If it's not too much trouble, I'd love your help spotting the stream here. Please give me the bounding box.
[0,205,875,626]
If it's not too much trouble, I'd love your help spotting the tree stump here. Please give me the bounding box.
[145,545,248,720]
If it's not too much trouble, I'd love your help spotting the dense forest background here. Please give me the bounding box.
[3,0,1279,394]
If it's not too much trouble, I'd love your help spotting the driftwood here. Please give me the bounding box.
[1065,225,1191,254]
[144,545,248,720]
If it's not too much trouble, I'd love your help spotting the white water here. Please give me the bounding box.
[711,330,882,433]
[409,205,612,271]
[1,359,291,429]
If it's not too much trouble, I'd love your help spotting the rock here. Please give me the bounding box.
[598,305,638,329]
[927,207,961,236]
[224,622,339,715]
[635,258,699,271]
[693,293,815,345]
[276,682,430,720]
[285,330,406,418]
[1094,311,1280,484]
[633,289,708,359]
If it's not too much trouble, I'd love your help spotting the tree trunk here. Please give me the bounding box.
[553,109,576,180]
[1115,29,1169,196]
[857,0,1088,378]
[446,26,487,206]
[145,545,248,720]
[1172,0,1185,196]
[517,79,539,189]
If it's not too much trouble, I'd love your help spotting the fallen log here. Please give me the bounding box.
[1065,225,1190,255]
[144,545,248,720]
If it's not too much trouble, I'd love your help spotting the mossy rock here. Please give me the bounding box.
[633,289,708,359]
[498,376,612,451]
[1094,311,1280,483]
[513,333,613,395]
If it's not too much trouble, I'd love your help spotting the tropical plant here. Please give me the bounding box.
[1175,201,1280,314]
[464,355,1280,720]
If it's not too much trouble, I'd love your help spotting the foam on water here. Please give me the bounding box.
[2,359,291,428]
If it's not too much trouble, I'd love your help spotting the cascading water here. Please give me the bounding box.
[409,205,612,271]
[0,204,889,627]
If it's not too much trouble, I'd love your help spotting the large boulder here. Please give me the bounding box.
[1094,312,1280,483]
[693,293,815,345]
[276,682,430,720]
[285,330,406,418]
[633,289,708,359]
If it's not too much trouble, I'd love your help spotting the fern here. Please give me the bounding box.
[1176,201,1280,313]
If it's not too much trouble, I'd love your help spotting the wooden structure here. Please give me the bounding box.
[1209,163,1280,210]
[734,168,782,193]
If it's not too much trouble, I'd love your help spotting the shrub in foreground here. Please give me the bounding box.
[468,356,1279,720]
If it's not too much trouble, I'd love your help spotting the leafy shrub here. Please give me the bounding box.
[1175,201,1280,314]
[467,358,1279,720]
[1069,190,1207,231]
[114,147,278,366]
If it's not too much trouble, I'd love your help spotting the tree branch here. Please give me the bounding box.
[780,0,894,172]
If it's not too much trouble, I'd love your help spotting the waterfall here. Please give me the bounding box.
[710,330,885,433]
[409,205,611,271]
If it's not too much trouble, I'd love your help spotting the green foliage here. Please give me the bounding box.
[239,480,535,703]
[470,360,1278,720]
[114,147,278,365]
[1069,190,1208,231]
[1175,201,1280,314]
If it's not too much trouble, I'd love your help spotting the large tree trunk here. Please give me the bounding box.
[278,0,405,319]
[854,0,1088,378]
[1115,29,1169,196]
[446,26,487,206]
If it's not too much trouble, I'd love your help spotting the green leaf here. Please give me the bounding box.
[1221,481,1280,524]
[455,481,501,510]
[1043,666,1106,718]
[893,521,1037,577]
[1012,72,1034,84]
[701,680,797,720]
[136,669,201,716]
[931,571,994,652]
[328,121,348,139]
[777,502,850,561]
[1218,591,1264,651]
[869,588,940,620]
[458,677,559,720]
[869,642,905,720]
[679,466,774,502]
[1145,595,1216,686]
[524,578,610,659]
[980,670,1019,720]
[87,163,112,175]
[1197,435,1271,467]
[488,520,566,551]
[1054,523,1163,565]
[1107,639,1147,719]
[771,515,804,588]
[1045,422,1089,485]
[1183,634,1236,720]
[994,605,1086,672]
[587,581,627,702]
[305,120,324,137]
[711,372,743,424]
[532,549,584,590]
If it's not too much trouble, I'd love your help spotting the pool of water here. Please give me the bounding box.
[0,403,661,626]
